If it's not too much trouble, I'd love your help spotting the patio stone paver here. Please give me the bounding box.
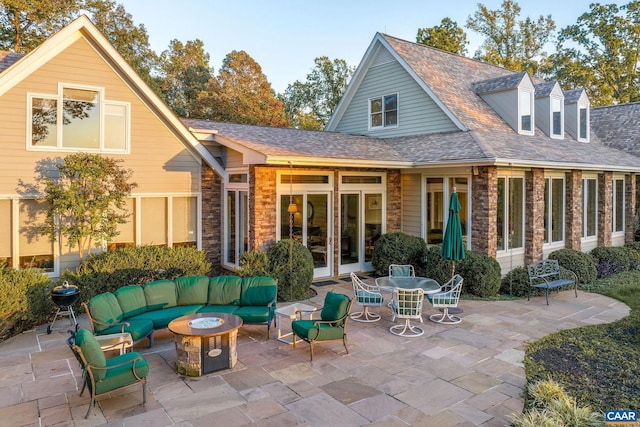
[0,280,630,426]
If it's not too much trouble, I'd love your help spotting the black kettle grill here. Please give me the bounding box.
[47,281,79,334]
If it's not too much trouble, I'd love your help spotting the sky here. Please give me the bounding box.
[117,0,621,94]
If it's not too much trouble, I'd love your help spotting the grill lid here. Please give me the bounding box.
[51,281,79,295]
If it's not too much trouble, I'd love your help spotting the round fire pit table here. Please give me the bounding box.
[168,312,243,376]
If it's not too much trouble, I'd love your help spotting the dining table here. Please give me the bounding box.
[375,276,441,294]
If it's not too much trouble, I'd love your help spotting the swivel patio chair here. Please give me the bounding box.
[291,291,353,361]
[67,329,149,418]
[389,287,425,337]
[349,272,384,322]
[389,264,415,278]
[428,274,463,324]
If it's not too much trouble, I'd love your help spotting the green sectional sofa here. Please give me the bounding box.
[83,275,277,346]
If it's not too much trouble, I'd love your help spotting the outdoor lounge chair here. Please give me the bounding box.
[349,272,384,322]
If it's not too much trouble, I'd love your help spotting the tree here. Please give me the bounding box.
[466,0,556,74]
[540,2,640,106]
[416,17,469,55]
[39,153,137,262]
[158,39,214,118]
[210,50,289,127]
[282,56,354,129]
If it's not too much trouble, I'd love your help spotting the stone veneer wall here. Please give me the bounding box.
[598,172,613,247]
[201,166,222,275]
[525,168,545,264]
[625,173,636,243]
[565,170,582,251]
[471,166,497,257]
[386,170,402,233]
[251,166,277,251]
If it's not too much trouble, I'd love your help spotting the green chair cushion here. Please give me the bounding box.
[197,305,239,314]
[292,320,345,341]
[355,290,383,305]
[94,351,149,395]
[321,292,350,323]
[176,276,209,306]
[88,293,124,333]
[97,319,154,343]
[234,306,270,323]
[208,276,242,305]
[240,276,277,306]
[133,305,202,329]
[392,266,412,277]
[143,280,177,311]
[75,329,107,381]
[115,285,147,318]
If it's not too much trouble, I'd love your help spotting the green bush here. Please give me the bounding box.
[624,241,640,254]
[236,250,269,277]
[455,251,501,298]
[590,246,630,278]
[548,248,597,286]
[0,265,53,341]
[371,232,427,277]
[419,244,453,286]
[62,245,212,304]
[623,245,640,270]
[500,266,536,297]
[267,239,313,301]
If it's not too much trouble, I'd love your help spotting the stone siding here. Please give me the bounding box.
[565,170,582,251]
[252,166,277,251]
[471,166,497,257]
[201,166,222,275]
[386,170,402,233]
[598,172,613,247]
[525,168,545,264]
[626,173,636,243]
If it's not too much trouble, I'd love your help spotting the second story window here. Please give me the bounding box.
[369,93,398,129]
[519,90,533,133]
[579,104,589,141]
[552,97,563,137]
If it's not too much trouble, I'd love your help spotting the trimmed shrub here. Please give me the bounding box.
[500,266,535,297]
[455,251,501,298]
[268,239,313,301]
[418,244,453,287]
[236,250,269,277]
[371,232,427,277]
[548,248,597,286]
[623,246,640,270]
[62,245,212,304]
[590,246,630,278]
[0,265,53,341]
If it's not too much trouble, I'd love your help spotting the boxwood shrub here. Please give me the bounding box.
[590,246,630,278]
[548,248,597,286]
[419,244,453,287]
[371,232,427,277]
[500,266,536,298]
[268,239,313,301]
[455,251,501,298]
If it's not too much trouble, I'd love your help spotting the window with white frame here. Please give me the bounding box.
[497,177,524,251]
[426,176,468,245]
[544,177,565,244]
[19,199,54,272]
[369,93,398,129]
[612,178,625,233]
[551,97,563,137]
[519,90,533,133]
[582,178,597,239]
[578,103,589,141]
[226,189,248,266]
[28,84,130,152]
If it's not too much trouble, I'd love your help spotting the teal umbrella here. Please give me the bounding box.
[441,188,465,277]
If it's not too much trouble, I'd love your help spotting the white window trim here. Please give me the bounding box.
[518,89,535,135]
[496,174,526,256]
[581,176,598,242]
[543,174,566,249]
[577,102,590,142]
[26,83,131,154]
[368,93,399,130]
[223,168,250,269]
[422,174,472,249]
[612,177,625,236]
[550,95,564,139]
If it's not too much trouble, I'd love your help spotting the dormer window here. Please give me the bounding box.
[519,90,533,134]
[552,97,563,137]
[369,93,398,129]
[578,104,589,141]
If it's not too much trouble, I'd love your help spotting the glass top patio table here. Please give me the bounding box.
[375,276,441,294]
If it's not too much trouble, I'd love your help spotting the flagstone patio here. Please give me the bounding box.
[0,278,629,426]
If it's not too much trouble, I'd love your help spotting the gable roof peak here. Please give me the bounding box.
[534,80,561,98]
[473,71,530,95]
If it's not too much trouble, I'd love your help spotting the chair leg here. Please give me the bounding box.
[142,381,147,404]
[429,308,461,324]
[350,306,381,322]
[343,333,349,354]
[389,319,424,337]
[85,394,95,419]
[309,342,314,362]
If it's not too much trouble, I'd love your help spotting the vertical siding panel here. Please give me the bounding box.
[401,173,422,237]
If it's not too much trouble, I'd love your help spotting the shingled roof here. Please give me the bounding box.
[591,102,640,158]
[0,51,23,73]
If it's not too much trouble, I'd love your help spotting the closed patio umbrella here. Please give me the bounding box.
[441,187,465,278]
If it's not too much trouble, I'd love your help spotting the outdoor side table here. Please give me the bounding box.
[275,303,318,344]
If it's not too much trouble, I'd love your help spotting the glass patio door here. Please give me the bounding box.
[338,192,383,275]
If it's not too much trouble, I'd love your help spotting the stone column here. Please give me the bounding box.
[598,172,613,247]
[201,166,222,275]
[625,173,636,243]
[252,166,277,251]
[565,170,582,251]
[525,168,545,264]
[471,166,497,257]
[386,170,402,233]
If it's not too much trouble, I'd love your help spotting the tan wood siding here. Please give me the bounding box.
[401,173,422,237]
[334,59,457,137]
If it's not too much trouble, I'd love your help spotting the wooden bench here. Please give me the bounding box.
[527,259,578,305]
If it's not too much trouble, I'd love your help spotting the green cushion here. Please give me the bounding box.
[197,305,239,314]
[88,293,124,333]
[115,285,147,318]
[321,292,350,323]
[355,290,383,305]
[133,305,201,329]
[392,265,412,277]
[97,319,153,342]
[94,351,149,395]
[240,276,277,306]
[176,276,209,305]
[234,306,271,323]
[143,280,177,311]
[74,329,107,381]
[208,276,242,305]
[292,320,345,341]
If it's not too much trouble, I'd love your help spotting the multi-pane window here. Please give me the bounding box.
[552,97,563,137]
[19,199,54,272]
[108,198,136,250]
[369,93,398,129]
[613,178,625,233]
[497,177,524,251]
[544,178,565,244]
[582,178,597,238]
[29,85,129,152]
[520,90,533,133]
[579,105,589,140]
[172,197,197,247]
[426,177,468,245]
[226,190,248,265]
